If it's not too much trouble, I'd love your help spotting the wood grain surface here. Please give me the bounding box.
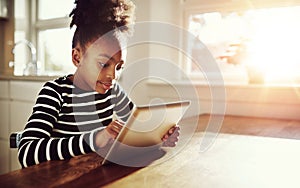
[1,114,300,187]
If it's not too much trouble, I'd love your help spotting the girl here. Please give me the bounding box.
[18,0,178,168]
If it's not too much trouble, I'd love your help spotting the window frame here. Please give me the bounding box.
[14,0,72,75]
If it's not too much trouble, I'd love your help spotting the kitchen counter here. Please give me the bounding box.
[0,74,60,82]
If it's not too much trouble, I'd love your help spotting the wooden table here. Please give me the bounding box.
[1,115,300,188]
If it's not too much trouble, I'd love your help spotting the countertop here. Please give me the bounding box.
[0,74,60,82]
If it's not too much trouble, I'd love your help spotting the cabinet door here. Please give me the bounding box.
[9,80,45,172]
[0,81,10,174]
[0,140,9,175]
[10,81,44,102]
[0,81,9,139]
[0,81,9,99]
[9,101,33,170]
[0,101,9,139]
[10,101,35,132]
[9,80,44,132]
[10,149,21,171]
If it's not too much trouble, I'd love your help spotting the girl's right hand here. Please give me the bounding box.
[95,120,124,148]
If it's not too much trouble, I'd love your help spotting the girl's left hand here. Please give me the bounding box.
[162,125,180,147]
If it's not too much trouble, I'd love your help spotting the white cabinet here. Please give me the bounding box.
[9,101,36,171]
[0,101,9,139]
[10,81,44,102]
[0,101,10,173]
[0,80,45,174]
[0,140,9,174]
[0,80,10,175]
[9,81,44,132]
[9,81,44,172]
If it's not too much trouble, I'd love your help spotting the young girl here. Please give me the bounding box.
[18,0,179,168]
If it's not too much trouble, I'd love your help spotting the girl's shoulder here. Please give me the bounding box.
[41,75,75,93]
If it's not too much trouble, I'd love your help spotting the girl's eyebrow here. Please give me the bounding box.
[98,54,124,63]
[98,53,124,64]
[97,54,112,61]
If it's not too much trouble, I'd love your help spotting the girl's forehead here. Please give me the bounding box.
[87,37,122,57]
[93,34,120,48]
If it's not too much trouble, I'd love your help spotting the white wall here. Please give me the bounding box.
[121,0,183,105]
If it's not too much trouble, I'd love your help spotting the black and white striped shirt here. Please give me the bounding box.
[18,75,134,168]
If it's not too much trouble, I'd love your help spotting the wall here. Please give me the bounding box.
[120,0,183,105]
[148,81,300,120]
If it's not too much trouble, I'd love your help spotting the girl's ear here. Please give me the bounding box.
[72,48,81,67]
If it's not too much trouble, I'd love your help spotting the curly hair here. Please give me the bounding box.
[69,0,135,49]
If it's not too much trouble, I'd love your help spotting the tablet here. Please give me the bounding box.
[100,100,191,166]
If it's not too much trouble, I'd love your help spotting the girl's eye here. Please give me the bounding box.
[116,62,124,71]
[99,62,108,68]
[116,65,124,71]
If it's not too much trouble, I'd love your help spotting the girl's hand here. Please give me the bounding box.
[95,120,124,148]
[105,120,124,138]
[162,125,180,147]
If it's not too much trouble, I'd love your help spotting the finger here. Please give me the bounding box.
[173,126,180,133]
[106,124,121,137]
[167,136,179,143]
[106,129,118,138]
[168,126,176,134]
[169,125,180,135]
[171,131,180,137]
[109,121,122,130]
[114,119,125,126]
[112,125,121,134]
[163,140,177,147]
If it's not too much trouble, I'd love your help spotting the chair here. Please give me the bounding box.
[10,132,22,148]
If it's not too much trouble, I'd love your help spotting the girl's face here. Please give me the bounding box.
[72,36,125,94]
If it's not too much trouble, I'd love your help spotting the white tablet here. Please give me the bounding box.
[101,100,191,166]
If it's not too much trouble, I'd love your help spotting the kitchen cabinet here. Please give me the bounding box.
[9,81,44,172]
[0,80,9,174]
[0,80,45,174]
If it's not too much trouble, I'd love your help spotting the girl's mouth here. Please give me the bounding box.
[97,81,113,90]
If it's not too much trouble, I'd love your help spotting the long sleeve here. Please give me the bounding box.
[18,80,101,168]
[112,83,134,122]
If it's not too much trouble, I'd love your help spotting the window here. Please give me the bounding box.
[185,4,300,85]
[14,0,75,76]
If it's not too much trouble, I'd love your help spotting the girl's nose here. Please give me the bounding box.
[106,67,116,80]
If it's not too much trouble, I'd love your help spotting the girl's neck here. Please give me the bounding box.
[68,74,93,92]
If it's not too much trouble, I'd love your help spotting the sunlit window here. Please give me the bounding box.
[188,6,300,85]
[14,0,28,76]
[14,0,76,76]
[38,0,74,20]
[38,28,75,75]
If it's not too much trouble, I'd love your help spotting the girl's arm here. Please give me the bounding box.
[112,83,134,122]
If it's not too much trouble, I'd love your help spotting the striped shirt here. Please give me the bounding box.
[18,75,134,168]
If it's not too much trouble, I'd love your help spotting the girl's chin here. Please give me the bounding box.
[95,86,106,94]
